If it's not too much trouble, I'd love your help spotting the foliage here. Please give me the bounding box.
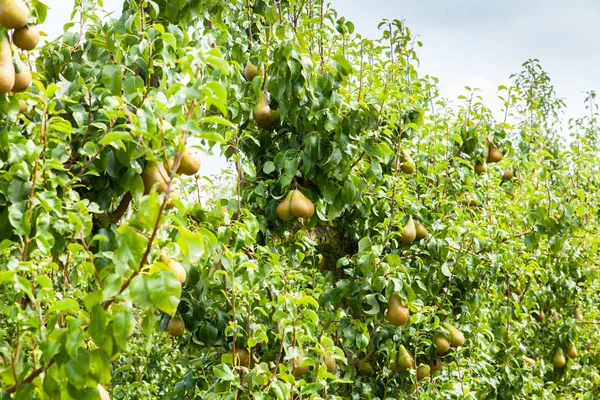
[0,0,599,399]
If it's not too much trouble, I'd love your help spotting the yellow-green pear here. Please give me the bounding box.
[386,293,409,326]
[553,348,565,368]
[12,24,39,50]
[487,143,503,163]
[400,150,415,174]
[434,333,450,355]
[162,256,187,284]
[502,169,514,181]
[324,353,336,373]
[415,222,428,240]
[292,357,309,378]
[396,345,414,371]
[401,216,417,244]
[474,161,487,175]
[276,190,294,221]
[0,33,15,94]
[18,98,26,113]
[244,62,259,81]
[416,364,430,381]
[177,150,201,176]
[442,322,465,348]
[566,344,578,359]
[574,308,584,322]
[429,358,442,372]
[522,356,536,367]
[0,0,30,29]
[253,91,279,129]
[289,189,315,219]
[11,58,31,92]
[142,161,170,194]
[167,313,185,337]
[235,348,249,366]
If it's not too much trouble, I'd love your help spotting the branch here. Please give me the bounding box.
[4,359,55,394]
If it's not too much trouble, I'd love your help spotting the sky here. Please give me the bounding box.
[42,0,600,175]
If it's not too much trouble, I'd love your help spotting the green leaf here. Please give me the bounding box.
[213,364,235,381]
[147,270,181,314]
[47,298,79,314]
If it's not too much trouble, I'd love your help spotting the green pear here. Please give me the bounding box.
[234,348,249,366]
[502,169,514,181]
[535,309,545,322]
[400,150,415,174]
[401,216,417,244]
[11,57,31,92]
[167,313,185,337]
[522,356,536,367]
[177,150,201,176]
[18,98,26,113]
[12,24,39,50]
[253,91,279,129]
[574,308,584,322]
[416,364,430,381]
[386,293,409,326]
[442,322,465,348]
[292,357,309,377]
[487,143,503,163]
[324,353,336,373]
[0,0,30,29]
[566,344,578,359]
[396,345,414,371]
[142,161,170,194]
[429,358,443,372]
[244,62,259,81]
[276,190,294,221]
[289,189,315,219]
[415,222,428,240]
[434,333,450,355]
[474,161,487,175]
[0,33,14,94]
[553,348,565,368]
[162,256,187,284]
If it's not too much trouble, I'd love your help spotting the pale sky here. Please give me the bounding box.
[43,0,600,176]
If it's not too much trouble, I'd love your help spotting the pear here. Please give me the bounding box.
[487,143,503,163]
[292,357,309,378]
[11,58,31,92]
[324,353,336,373]
[276,190,294,221]
[396,345,414,371]
[0,0,30,29]
[400,150,415,174]
[474,161,487,175]
[244,62,259,81]
[442,322,465,348]
[18,98,26,113]
[507,188,516,199]
[319,256,329,271]
[253,91,279,129]
[433,333,450,356]
[234,348,249,366]
[401,216,417,244]
[502,169,514,181]
[162,256,187,284]
[166,314,185,337]
[535,310,545,322]
[142,161,170,194]
[466,192,478,206]
[552,348,566,368]
[429,358,442,372]
[177,150,201,176]
[415,222,428,240]
[289,189,315,219]
[386,293,409,326]
[97,384,110,400]
[574,308,584,322]
[522,356,536,367]
[0,33,15,94]
[416,364,430,381]
[566,344,578,359]
[12,25,39,50]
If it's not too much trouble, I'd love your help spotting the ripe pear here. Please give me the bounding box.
[0,33,15,94]
[0,0,30,29]
[400,150,415,174]
[416,364,430,381]
[386,293,409,326]
[97,384,110,400]
[276,190,294,221]
[429,358,442,372]
[177,150,201,176]
[442,322,465,348]
[487,143,503,163]
[289,189,315,219]
[292,357,309,378]
[18,98,26,113]
[253,91,279,129]
[396,345,414,371]
[507,188,516,198]
[12,25,39,50]
[566,344,578,359]
[401,216,417,244]
[11,58,31,92]
[522,356,536,367]
[167,314,185,337]
[474,161,487,175]
[466,192,478,206]
[324,353,336,373]
[502,169,514,181]
[434,333,450,355]
[234,348,249,366]
[162,256,187,284]
[552,348,566,368]
[244,62,259,81]
[574,308,584,322]
[415,222,428,240]
[535,310,545,322]
[142,161,170,194]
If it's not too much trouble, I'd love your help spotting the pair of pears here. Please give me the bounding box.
[401,216,428,244]
[0,34,31,94]
[141,150,201,194]
[434,323,465,355]
[276,189,315,220]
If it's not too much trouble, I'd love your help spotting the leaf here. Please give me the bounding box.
[114,226,148,276]
[147,270,181,315]
[47,298,79,314]
[213,364,235,381]
[65,349,90,389]
[177,230,206,265]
